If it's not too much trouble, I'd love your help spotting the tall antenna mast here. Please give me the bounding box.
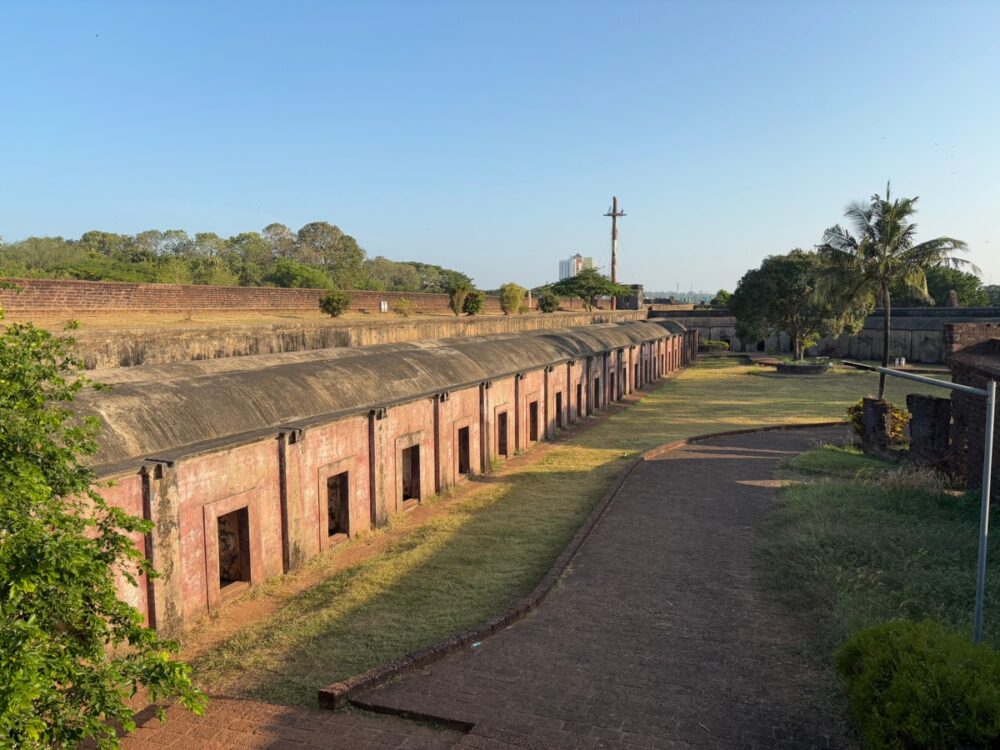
[604,196,626,310]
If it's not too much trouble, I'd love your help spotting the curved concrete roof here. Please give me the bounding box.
[78,320,683,471]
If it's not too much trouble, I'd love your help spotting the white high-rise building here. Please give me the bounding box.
[558,253,594,280]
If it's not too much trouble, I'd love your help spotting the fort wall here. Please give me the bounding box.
[0,277,586,315]
[85,321,698,635]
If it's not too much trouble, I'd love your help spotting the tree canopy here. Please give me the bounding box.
[731,249,867,361]
[892,266,988,308]
[550,268,624,311]
[709,289,731,307]
[0,224,472,296]
[0,311,205,747]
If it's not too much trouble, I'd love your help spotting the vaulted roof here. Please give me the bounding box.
[77,320,683,472]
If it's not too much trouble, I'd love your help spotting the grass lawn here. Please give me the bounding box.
[762,445,1000,651]
[191,358,945,705]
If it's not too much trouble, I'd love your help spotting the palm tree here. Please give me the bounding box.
[818,183,974,398]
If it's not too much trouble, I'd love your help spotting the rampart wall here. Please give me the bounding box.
[83,322,698,635]
[69,310,647,370]
[0,278,586,314]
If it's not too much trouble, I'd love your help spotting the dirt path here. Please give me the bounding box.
[359,427,856,749]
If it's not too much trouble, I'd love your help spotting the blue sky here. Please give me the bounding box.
[2,1,998,292]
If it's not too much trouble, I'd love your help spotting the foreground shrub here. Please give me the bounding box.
[835,620,1000,749]
[846,397,910,443]
[699,339,730,352]
[0,316,206,747]
[319,290,351,317]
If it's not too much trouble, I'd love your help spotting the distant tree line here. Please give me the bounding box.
[0,222,473,293]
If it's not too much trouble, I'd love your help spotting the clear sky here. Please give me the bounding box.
[2,1,998,292]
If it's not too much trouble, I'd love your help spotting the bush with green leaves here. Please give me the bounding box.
[448,283,471,316]
[393,298,415,317]
[499,283,526,315]
[318,289,351,317]
[462,290,485,316]
[836,620,1000,749]
[0,315,206,748]
[537,290,560,313]
[698,339,730,352]
[846,397,910,443]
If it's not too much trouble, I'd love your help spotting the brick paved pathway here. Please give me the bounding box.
[122,696,460,749]
[359,427,856,749]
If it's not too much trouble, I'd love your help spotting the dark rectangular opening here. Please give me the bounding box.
[497,411,509,456]
[327,471,349,538]
[593,378,601,409]
[218,507,250,591]
[528,400,539,442]
[634,363,640,386]
[555,392,563,428]
[457,426,471,475]
[609,373,616,401]
[401,445,421,502]
[576,383,583,417]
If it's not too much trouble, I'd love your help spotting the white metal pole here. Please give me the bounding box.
[974,379,997,643]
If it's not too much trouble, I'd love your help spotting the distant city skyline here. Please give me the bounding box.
[1,2,997,292]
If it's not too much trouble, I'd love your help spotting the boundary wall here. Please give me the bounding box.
[86,323,699,636]
[654,307,1000,363]
[0,278,585,314]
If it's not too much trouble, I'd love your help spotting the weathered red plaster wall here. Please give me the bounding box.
[565,360,587,422]
[487,377,517,462]
[438,386,483,490]
[173,440,283,620]
[517,369,546,450]
[101,472,150,626]
[296,415,371,557]
[87,327,690,633]
[586,354,607,412]
[380,399,435,513]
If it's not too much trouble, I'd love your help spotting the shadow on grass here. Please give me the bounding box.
[192,460,629,705]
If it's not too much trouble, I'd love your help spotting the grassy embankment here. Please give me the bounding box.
[191,358,943,705]
[762,444,1000,652]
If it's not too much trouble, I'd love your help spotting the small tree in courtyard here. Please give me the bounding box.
[319,289,351,317]
[462,290,485,315]
[551,268,624,311]
[499,283,526,315]
[731,249,866,361]
[0,313,206,748]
